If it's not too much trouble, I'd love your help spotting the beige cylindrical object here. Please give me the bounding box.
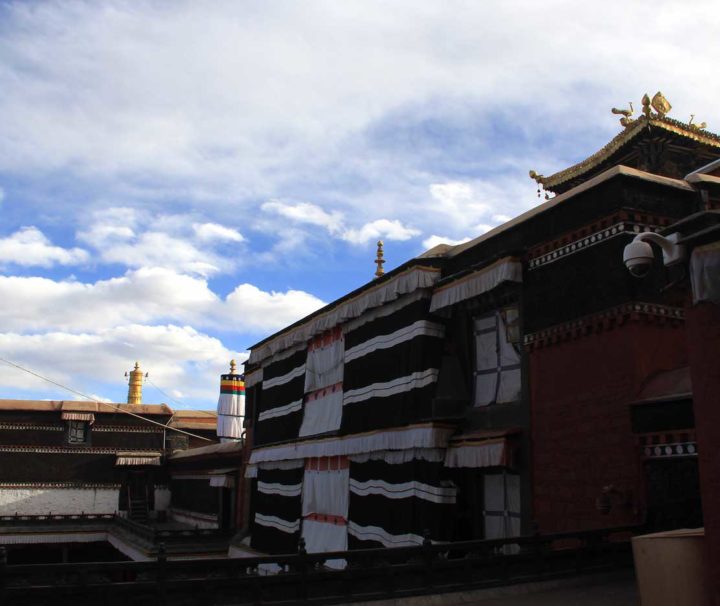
[127,361,144,405]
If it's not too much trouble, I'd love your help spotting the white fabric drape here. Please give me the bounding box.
[217,415,243,441]
[217,392,244,417]
[258,481,302,497]
[244,368,263,388]
[349,448,445,464]
[254,513,300,534]
[301,457,350,569]
[301,519,347,569]
[302,467,349,518]
[344,320,445,363]
[342,290,432,333]
[429,258,522,312]
[349,478,456,504]
[347,521,425,548]
[444,440,507,468]
[342,368,439,405]
[305,331,344,392]
[299,385,343,437]
[249,424,455,464]
[248,267,441,365]
[263,364,306,390]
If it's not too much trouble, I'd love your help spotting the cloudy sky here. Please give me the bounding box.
[1,0,718,408]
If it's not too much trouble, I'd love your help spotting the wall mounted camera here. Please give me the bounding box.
[623,232,686,278]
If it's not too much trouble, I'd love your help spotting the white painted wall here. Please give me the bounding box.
[0,488,119,516]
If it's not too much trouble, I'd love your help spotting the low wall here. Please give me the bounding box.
[0,486,119,516]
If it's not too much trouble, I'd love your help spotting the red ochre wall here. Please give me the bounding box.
[686,302,720,605]
[529,318,688,533]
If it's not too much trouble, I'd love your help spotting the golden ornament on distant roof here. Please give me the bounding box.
[374,240,385,278]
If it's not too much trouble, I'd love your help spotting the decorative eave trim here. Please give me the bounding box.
[0,445,163,455]
[524,303,685,350]
[527,210,678,268]
[539,117,720,191]
[448,165,691,261]
[637,430,697,460]
[0,423,64,432]
[528,221,672,270]
[93,425,164,433]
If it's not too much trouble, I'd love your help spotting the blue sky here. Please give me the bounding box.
[1,0,719,408]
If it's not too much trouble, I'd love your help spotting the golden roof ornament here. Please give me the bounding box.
[651,92,672,117]
[229,359,237,375]
[689,114,708,132]
[530,90,718,194]
[374,240,385,278]
[611,102,634,127]
[125,361,147,405]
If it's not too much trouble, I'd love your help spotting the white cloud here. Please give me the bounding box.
[421,235,471,250]
[193,222,244,243]
[0,268,324,335]
[342,219,420,245]
[0,325,242,404]
[225,283,326,333]
[77,208,245,276]
[3,1,717,234]
[260,200,420,247]
[261,200,344,235]
[99,231,225,276]
[0,227,89,267]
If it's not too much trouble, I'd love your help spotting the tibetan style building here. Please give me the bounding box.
[241,93,720,568]
[0,398,173,521]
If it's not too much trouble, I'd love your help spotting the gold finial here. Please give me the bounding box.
[126,361,145,405]
[529,170,546,198]
[374,240,385,278]
[641,93,652,118]
[651,92,671,117]
[230,359,237,375]
[689,114,707,131]
[611,102,634,127]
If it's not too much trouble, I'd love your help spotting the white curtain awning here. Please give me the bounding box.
[61,412,95,423]
[444,430,518,468]
[248,266,441,365]
[444,440,507,468]
[430,257,522,312]
[209,474,235,488]
[115,451,162,466]
[249,423,454,464]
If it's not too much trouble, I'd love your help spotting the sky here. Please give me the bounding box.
[1,0,719,409]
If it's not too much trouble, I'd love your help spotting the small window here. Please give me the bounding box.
[67,420,89,444]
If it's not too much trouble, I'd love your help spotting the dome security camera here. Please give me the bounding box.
[623,232,686,278]
[623,240,655,278]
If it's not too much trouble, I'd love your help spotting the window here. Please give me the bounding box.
[473,307,521,407]
[67,420,89,444]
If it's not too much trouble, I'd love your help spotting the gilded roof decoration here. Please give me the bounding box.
[530,91,719,192]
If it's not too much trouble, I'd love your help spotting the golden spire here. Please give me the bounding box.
[229,359,237,375]
[374,240,385,278]
[126,361,145,405]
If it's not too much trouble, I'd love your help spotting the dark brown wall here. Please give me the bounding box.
[530,319,688,533]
